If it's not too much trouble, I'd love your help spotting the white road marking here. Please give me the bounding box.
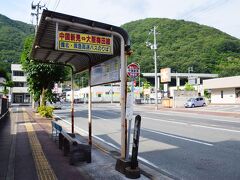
[142,116,187,125]
[92,115,111,121]
[192,124,240,133]
[142,128,213,146]
[142,116,240,133]
[54,113,210,176]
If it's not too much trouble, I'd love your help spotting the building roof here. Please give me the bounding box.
[30,10,131,73]
[203,76,240,89]
[143,73,218,78]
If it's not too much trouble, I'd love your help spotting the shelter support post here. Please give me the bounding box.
[71,67,74,133]
[88,67,92,145]
[120,39,127,159]
[115,36,131,175]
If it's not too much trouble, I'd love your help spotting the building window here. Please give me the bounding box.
[221,90,223,98]
[14,82,24,87]
[13,71,24,76]
[236,88,240,98]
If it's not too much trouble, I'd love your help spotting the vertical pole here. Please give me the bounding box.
[126,78,134,160]
[139,65,141,90]
[153,26,158,110]
[82,77,84,88]
[131,115,141,169]
[111,83,113,104]
[55,22,58,50]
[71,67,74,133]
[88,66,92,145]
[36,2,39,33]
[120,37,127,159]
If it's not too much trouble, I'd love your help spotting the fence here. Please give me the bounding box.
[0,97,9,118]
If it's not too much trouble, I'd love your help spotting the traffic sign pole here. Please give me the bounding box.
[126,63,140,160]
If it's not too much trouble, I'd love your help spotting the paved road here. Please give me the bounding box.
[54,103,240,180]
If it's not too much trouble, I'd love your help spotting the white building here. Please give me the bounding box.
[66,85,121,103]
[203,76,240,104]
[0,77,6,96]
[11,64,31,103]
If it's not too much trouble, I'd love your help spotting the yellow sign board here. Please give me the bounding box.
[161,68,171,83]
[57,31,113,54]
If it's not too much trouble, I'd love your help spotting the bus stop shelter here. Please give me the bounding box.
[30,10,131,161]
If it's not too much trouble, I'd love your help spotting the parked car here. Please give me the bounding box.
[185,97,206,108]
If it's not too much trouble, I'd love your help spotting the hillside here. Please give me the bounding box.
[0,14,33,72]
[0,14,239,77]
[122,18,240,77]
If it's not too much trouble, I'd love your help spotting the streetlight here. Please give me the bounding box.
[146,26,158,110]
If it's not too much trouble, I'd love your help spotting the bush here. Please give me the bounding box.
[184,82,195,91]
[37,105,54,118]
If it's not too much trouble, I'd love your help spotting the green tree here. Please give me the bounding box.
[21,35,68,106]
[184,82,195,91]
[0,67,13,96]
[122,18,240,76]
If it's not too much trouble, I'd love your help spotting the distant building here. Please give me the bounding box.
[203,76,240,104]
[0,76,6,96]
[66,85,121,103]
[11,64,31,103]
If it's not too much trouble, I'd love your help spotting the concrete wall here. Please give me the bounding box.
[173,90,198,108]
[211,88,236,104]
[12,76,27,82]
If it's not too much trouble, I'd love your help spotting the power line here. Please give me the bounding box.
[181,0,230,21]
[54,0,61,11]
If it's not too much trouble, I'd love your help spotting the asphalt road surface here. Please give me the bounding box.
[54,103,240,180]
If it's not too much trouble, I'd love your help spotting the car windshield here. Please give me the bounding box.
[187,98,195,102]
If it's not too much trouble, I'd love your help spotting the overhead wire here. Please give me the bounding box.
[182,0,230,21]
[54,0,61,11]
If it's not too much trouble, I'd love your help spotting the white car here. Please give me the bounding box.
[185,97,206,108]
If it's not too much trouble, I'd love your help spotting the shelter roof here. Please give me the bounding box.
[30,10,131,73]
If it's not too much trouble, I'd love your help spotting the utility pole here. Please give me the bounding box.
[31,1,46,33]
[153,26,158,110]
[146,26,158,110]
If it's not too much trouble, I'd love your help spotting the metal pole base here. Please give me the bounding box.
[115,158,131,175]
[125,166,141,179]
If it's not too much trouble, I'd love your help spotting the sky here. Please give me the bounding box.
[0,0,239,39]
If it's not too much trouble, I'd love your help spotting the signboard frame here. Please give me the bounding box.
[161,68,171,83]
[90,56,121,86]
[56,31,113,55]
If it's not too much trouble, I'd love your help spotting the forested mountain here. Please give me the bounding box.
[0,14,239,77]
[122,18,240,77]
[0,14,33,72]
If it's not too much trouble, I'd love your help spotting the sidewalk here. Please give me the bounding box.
[0,106,170,180]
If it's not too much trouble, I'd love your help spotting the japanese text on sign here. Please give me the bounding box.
[127,63,140,79]
[57,31,113,54]
[91,56,120,86]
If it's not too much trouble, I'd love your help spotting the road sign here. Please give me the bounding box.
[161,68,171,83]
[127,63,140,78]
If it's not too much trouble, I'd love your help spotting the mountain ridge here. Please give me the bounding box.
[0,14,239,77]
[0,13,34,72]
[122,18,240,77]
